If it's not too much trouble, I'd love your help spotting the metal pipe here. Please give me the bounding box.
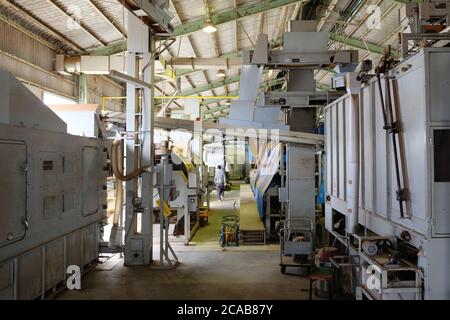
[111,139,149,181]
[101,95,239,111]
[165,57,242,70]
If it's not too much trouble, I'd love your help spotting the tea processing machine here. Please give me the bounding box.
[221,20,358,251]
[0,71,108,300]
[324,47,450,300]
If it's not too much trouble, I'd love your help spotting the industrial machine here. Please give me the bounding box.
[0,71,108,299]
[221,20,358,252]
[324,47,450,299]
[155,143,203,246]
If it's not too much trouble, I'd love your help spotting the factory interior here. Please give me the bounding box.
[0,0,450,303]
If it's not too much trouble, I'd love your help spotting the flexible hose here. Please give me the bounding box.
[109,139,150,247]
[111,139,149,181]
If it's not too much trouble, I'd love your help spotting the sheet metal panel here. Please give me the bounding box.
[0,124,107,263]
[391,53,427,233]
[287,143,315,221]
[0,141,27,247]
[44,239,64,291]
[331,105,338,197]
[423,238,450,299]
[429,51,450,122]
[374,80,388,218]
[82,147,100,216]
[361,85,373,211]
[325,48,450,300]
[0,262,13,299]
[325,108,332,195]
[338,100,346,200]
[17,248,42,300]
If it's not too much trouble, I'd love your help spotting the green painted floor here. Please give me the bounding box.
[56,182,312,300]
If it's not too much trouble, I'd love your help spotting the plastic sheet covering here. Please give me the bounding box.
[249,142,281,218]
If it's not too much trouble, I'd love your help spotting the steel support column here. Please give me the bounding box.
[124,13,153,266]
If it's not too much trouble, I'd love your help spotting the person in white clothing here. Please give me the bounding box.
[214,165,226,201]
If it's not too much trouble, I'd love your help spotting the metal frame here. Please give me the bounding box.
[123,13,153,266]
[279,218,315,273]
[400,33,450,58]
[253,50,359,68]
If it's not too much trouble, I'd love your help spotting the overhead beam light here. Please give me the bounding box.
[216,69,226,77]
[203,18,217,33]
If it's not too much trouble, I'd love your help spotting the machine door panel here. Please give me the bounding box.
[82,146,99,216]
[0,140,27,246]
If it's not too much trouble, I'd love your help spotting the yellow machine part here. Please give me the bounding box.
[156,199,172,217]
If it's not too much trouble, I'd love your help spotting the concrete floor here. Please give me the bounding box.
[57,183,311,300]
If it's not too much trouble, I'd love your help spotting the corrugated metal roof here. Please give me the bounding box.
[1,0,415,115]
[13,0,101,50]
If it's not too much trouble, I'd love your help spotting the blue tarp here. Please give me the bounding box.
[252,187,265,219]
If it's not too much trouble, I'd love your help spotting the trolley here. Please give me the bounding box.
[279,218,315,274]
[219,215,240,248]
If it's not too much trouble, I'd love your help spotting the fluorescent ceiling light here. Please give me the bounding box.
[216,69,226,77]
[203,19,217,33]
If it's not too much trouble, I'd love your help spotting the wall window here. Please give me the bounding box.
[43,91,76,105]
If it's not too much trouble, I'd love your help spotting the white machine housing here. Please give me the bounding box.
[0,71,108,300]
[324,48,450,299]
[169,152,201,245]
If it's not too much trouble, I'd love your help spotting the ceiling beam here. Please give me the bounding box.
[328,32,400,57]
[43,0,107,47]
[0,0,84,53]
[392,0,423,3]
[204,104,234,117]
[291,1,302,20]
[174,0,303,37]
[87,0,127,39]
[178,75,241,97]
[167,0,196,92]
[202,77,286,109]
[317,0,339,31]
[202,78,334,115]
[92,0,305,55]
[203,0,221,107]
[234,0,239,53]
[274,6,289,41]
[256,12,265,36]
[118,0,173,34]
[0,11,57,51]
[90,41,127,56]
[95,31,390,58]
